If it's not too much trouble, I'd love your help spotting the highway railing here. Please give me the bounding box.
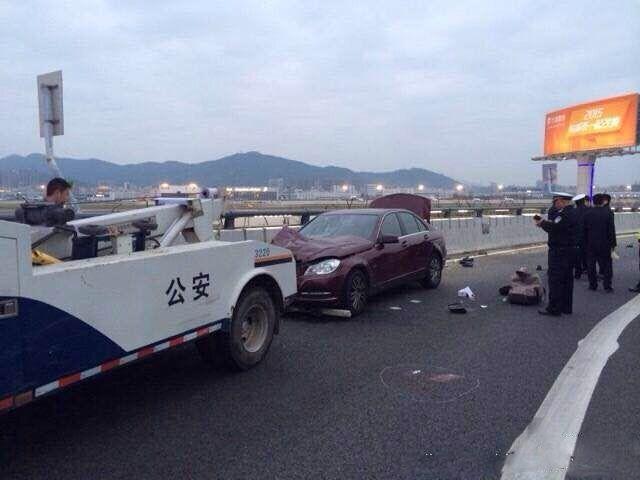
[216,210,640,256]
[3,199,640,257]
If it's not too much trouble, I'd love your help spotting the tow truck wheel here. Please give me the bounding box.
[197,287,276,371]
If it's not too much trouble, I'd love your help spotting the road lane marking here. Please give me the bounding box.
[501,294,640,480]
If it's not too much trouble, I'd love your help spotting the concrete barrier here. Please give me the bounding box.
[434,212,640,255]
[217,212,640,257]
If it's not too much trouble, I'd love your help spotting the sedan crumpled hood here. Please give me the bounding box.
[271,227,373,263]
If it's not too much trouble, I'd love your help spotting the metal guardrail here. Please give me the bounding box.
[219,205,552,229]
[220,204,640,229]
[4,200,640,229]
[222,209,327,229]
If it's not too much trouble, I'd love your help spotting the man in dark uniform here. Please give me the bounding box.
[572,193,589,279]
[584,193,616,292]
[534,192,576,316]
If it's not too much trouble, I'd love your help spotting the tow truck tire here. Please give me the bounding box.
[197,287,277,371]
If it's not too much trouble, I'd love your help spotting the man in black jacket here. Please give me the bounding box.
[584,193,616,292]
[535,192,577,316]
[572,193,589,279]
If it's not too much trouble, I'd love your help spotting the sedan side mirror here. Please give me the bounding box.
[378,234,399,244]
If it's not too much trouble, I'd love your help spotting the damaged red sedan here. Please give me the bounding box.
[272,208,446,316]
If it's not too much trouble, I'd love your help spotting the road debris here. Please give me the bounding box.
[457,286,476,300]
[448,302,467,314]
[459,256,474,267]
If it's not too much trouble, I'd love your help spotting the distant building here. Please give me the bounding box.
[224,187,278,201]
[155,183,201,197]
[267,178,285,197]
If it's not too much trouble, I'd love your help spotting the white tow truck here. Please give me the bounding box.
[0,195,296,414]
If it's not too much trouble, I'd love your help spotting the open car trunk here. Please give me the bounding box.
[369,193,431,222]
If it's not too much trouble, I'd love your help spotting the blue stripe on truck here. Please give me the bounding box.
[0,296,126,399]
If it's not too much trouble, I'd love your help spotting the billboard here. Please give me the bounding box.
[543,93,639,156]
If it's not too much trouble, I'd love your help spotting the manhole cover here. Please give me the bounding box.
[380,364,479,403]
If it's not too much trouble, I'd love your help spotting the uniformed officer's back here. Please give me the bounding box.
[584,194,616,292]
[584,206,615,252]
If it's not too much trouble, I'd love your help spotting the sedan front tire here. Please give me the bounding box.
[344,269,368,317]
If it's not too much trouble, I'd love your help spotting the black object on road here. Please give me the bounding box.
[499,285,511,296]
[448,302,467,314]
[459,257,474,267]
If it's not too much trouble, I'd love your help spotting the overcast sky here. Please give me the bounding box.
[1,0,638,185]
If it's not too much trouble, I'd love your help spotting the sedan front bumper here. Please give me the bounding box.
[292,270,348,307]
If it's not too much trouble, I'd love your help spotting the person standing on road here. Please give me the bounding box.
[534,192,576,316]
[572,193,589,279]
[584,193,616,292]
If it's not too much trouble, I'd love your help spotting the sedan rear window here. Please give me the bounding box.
[300,214,379,239]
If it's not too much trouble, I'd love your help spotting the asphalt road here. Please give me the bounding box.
[2,241,640,480]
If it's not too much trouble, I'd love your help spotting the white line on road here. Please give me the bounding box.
[501,294,640,480]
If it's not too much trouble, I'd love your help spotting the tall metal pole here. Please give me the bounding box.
[42,87,64,179]
[576,154,596,199]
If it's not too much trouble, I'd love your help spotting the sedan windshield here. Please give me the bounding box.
[300,214,379,239]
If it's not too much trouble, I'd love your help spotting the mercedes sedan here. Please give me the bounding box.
[272,208,446,316]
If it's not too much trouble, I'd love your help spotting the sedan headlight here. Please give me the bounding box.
[305,258,341,275]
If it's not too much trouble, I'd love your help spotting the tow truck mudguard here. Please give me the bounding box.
[0,219,296,413]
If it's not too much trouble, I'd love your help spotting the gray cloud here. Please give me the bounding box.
[1,0,638,185]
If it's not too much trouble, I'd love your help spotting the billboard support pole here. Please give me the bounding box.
[576,154,596,199]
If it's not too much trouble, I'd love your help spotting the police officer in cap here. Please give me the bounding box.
[534,192,577,316]
[584,193,616,292]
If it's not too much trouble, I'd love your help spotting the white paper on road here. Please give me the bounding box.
[501,294,640,480]
[457,286,475,300]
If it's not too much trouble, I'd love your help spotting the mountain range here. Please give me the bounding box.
[0,152,458,189]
